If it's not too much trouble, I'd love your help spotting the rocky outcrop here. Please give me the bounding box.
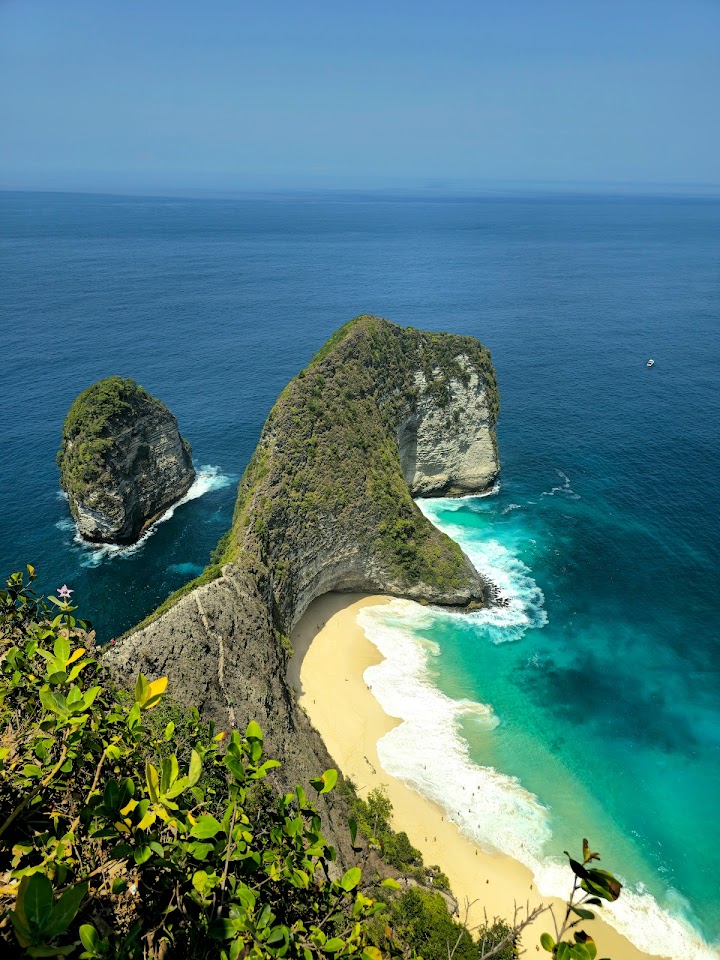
[103,316,499,853]
[398,359,499,496]
[58,377,195,544]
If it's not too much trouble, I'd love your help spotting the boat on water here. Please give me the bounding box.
[647,359,655,367]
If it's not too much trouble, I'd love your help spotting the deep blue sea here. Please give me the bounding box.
[1,191,718,957]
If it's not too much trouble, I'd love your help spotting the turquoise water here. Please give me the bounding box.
[1,191,718,957]
[359,474,720,958]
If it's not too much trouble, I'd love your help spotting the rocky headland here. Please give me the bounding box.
[58,376,195,544]
[103,315,499,849]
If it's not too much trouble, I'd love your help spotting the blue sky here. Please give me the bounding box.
[1,0,719,193]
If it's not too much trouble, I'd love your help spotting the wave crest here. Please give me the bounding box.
[57,465,233,567]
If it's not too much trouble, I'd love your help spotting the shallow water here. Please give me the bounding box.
[1,190,718,954]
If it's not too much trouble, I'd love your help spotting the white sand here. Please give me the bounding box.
[288,592,665,960]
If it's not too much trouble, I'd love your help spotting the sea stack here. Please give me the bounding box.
[58,376,195,544]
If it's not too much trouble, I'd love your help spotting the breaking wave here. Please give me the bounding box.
[56,465,233,567]
[353,495,718,959]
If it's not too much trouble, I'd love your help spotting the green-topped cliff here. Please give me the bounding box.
[58,376,195,544]
[103,316,499,842]
[226,314,499,627]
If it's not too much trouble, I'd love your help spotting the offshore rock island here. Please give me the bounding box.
[103,315,500,838]
[58,376,195,544]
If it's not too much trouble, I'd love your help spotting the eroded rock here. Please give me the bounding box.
[58,377,195,544]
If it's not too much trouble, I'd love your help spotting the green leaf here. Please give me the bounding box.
[246,720,263,740]
[164,721,175,741]
[310,768,338,794]
[267,925,289,946]
[569,946,592,960]
[127,703,141,730]
[39,687,67,718]
[22,873,54,934]
[188,841,214,861]
[160,754,179,794]
[209,918,235,940]
[225,755,245,782]
[145,761,159,803]
[134,673,148,706]
[53,635,70,664]
[81,686,101,711]
[339,867,362,892]
[45,882,87,938]
[187,749,202,788]
[570,906,596,921]
[586,868,622,901]
[381,878,401,889]
[362,949,383,960]
[190,814,223,839]
[567,857,591,880]
[252,758,282,778]
[134,844,152,865]
[79,924,99,952]
[323,938,345,953]
[10,910,32,948]
[540,933,555,952]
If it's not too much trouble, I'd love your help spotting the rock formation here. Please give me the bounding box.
[103,316,499,853]
[58,377,195,544]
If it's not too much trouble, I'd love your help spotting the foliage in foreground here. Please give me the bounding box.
[0,568,624,960]
[0,568,393,959]
[371,886,516,960]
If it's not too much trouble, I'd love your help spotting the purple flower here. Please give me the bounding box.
[57,585,73,600]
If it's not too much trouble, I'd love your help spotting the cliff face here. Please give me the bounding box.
[103,317,499,852]
[398,361,498,497]
[58,377,195,545]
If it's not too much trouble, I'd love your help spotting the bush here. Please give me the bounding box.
[378,887,476,960]
[0,569,391,959]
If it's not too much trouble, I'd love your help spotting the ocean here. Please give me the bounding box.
[1,190,718,957]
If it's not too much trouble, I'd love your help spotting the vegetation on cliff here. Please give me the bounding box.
[57,378,165,504]
[1,568,391,959]
[232,316,498,610]
[2,569,625,960]
[134,316,499,638]
[57,376,195,547]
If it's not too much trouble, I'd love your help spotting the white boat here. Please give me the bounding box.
[646,359,655,367]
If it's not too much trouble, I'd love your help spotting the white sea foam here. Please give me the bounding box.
[443,483,502,507]
[60,465,234,567]
[355,495,719,960]
[541,468,581,500]
[502,502,522,514]
[417,498,548,643]
[359,602,552,860]
[534,860,718,960]
[359,600,719,960]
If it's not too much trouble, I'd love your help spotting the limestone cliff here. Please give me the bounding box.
[103,316,499,853]
[58,377,195,544]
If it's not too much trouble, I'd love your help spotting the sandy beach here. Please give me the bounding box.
[288,592,664,960]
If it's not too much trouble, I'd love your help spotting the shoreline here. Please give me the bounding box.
[288,592,665,960]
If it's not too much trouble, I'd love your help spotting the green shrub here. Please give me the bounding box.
[378,887,476,960]
[0,569,392,960]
